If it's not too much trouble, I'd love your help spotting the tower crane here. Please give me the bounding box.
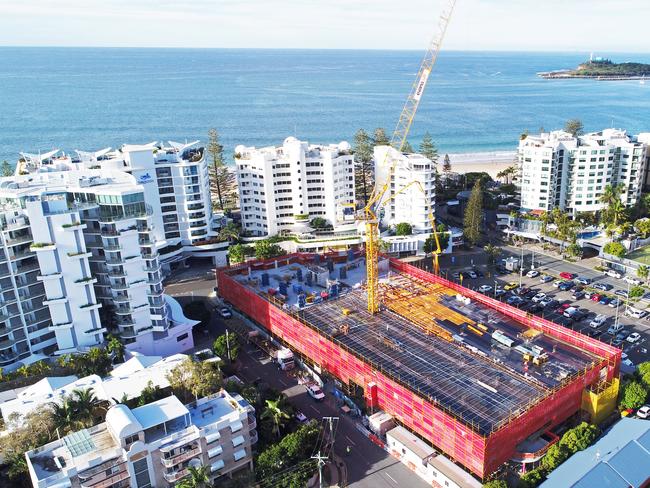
[364,0,457,314]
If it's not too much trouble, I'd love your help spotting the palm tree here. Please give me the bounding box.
[599,183,625,226]
[72,388,104,427]
[261,398,291,438]
[50,399,82,435]
[176,465,211,488]
[106,335,125,363]
[218,222,241,243]
[637,265,649,283]
[610,200,627,228]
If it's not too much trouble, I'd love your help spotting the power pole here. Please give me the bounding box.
[311,451,328,488]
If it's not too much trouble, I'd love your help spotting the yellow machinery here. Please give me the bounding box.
[365,0,457,314]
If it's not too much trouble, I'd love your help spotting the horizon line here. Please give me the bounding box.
[1,45,649,55]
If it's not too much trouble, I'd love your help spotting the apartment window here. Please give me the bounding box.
[125,434,139,446]
[133,458,152,488]
[177,333,189,342]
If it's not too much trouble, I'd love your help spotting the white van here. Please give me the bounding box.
[589,314,607,328]
[605,269,623,279]
[625,307,647,319]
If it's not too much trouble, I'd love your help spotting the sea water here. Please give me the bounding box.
[1,48,649,163]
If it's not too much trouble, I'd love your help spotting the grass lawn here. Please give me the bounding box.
[627,246,650,265]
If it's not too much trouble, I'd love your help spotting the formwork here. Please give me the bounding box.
[217,253,621,479]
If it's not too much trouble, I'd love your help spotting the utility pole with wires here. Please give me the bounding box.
[311,451,328,488]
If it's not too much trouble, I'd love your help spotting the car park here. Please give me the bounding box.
[540,275,554,283]
[627,332,642,344]
[559,272,577,280]
[608,298,622,308]
[593,283,613,291]
[615,289,629,298]
[532,293,547,303]
[527,270,540,278]
[504,282,519,291]
[575,276,592,285]
[479,285,493,294]
[637,405,650,419]
[605,269,623,279]
[572,290,585,300]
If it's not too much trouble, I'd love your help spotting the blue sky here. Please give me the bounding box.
[1,0,649,51]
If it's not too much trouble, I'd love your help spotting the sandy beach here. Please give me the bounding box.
[446,151,517,179]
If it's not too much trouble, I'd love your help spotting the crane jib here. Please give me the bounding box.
[413,68,431,101]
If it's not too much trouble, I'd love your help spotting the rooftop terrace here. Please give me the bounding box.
[233,258,601,435]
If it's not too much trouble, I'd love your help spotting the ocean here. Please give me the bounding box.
[1,48,649,163]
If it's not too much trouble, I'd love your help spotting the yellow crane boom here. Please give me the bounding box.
[365,0,457,314]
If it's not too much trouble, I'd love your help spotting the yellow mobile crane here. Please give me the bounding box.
[365,0,456,314]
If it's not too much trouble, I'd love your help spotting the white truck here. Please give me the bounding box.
[274,348,295,371]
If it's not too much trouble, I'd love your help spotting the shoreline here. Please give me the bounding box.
[445,151,517,178]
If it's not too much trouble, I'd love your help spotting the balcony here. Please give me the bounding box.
[107,270,127,278]
[62,222,87,232]
[80,468,130,488]
[163,467,192,484]
[74,277,98,286]
[143,263,161,273]
[30,243,55,252]
[0,337,18,351]
[37,272,62,281]
[48,321,74,332]
[67,251,92,260]
[43,296,68,306]
[160,445,201,468]
[5,235,33,247]
[79,302,102,311]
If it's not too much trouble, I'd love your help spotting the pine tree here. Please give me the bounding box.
[207,128,236,211]
[0,160,13,177]
[442,154,452,173]
[353,129,374,206]
[372,127,390,146]
[402,141,413,153]
[463,180,483,246]
[419,132,438,163]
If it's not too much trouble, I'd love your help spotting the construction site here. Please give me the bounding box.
[217,251,621,479]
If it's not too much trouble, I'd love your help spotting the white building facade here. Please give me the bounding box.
[235,137,356,237]
[26,391,256,488]
[518,129,648,215]
[0,168,197,370]
[373,146,437,234]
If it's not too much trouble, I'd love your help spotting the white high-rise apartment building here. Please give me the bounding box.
[518,129,648,215]
[26,391,256,488]
[373,146,437,233]
[234,137,356,237]
[0,167,196,370]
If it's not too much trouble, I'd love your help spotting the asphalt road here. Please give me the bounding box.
[433,244,650,366]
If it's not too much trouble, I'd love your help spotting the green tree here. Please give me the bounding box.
[137,380,163,406]
[599,184,625,226]
[484,243,502,264]
[442,154,452,173]
[177,465,211,488]
[372,127,390,146]
[213,331,241,362]
[402,141,414,153]
[463,180,483,246]
[261,398,291,438]
[541,442,570,472]
[207,128,236,211]
[483,481,508,488]
[218,221,241,243]
[419,132,439,162]
[603,241,626,258]
[635,218,650,238]
[518,467,545,488]
[353,128,374,206]
[50,398,83,435]
[559,422,599,453]
[1,160,13,177]
[228,243,254,264]
[638,361,650,377]
[395,222,413,236]
[566,242,582,258]
[255,239,286,260]
[166,358,222,403]
[106,335,125,363]
[620,381,647,409]
[630,285,645,298]
[564,119,584,137]
[310,217,329,229]
[71,388,103,428]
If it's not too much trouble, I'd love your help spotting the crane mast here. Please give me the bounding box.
[365,0,457,314]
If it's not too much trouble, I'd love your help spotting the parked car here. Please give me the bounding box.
[556,316,573,327]
[587,328,603,338]
[552,280,564,288]
[507,296,524,306]
[624,276,642,285]
[605,269,623,279]
[626,307,647,319]
[467,270,478,279]
[598,296,611,306]
[576,276,592,285]
[615,289,629,298]
[626,332,642,344]
[295,411,309,423]
[515,287,532,296]
[571,310,587,322]
[494,288,506,297]
[607,323,624,335]
[527,270,540,278]
[556,303,572,314]
[585,290,595,299]
[532,293,547,303]
[540,275,554,283]
[524,290,539,299]
[637,405,650,419]
[572,290,585,300]
[307,384,325,401]
[218,307,232,319]
[559,272,577,280]
[589,314,608,328]
[474,270,485,278]
[504,282,519,291]
[562,305,577,317]
[612,336,625,347]
[558,281,575,291]
[591,293,602,302]
[593,283,614,291]
[608,298,622,308]
[495,266,509,275]
[479,285,493,294]
[543,299,559,309]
